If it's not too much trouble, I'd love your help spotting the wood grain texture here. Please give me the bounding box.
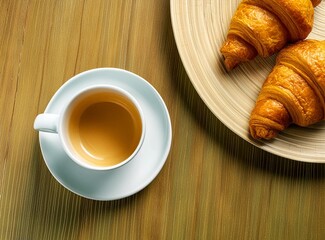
[0,0,325,239]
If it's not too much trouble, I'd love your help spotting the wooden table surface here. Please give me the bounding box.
[1,0,325,239]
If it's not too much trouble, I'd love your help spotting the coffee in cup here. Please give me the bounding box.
[34,85,145,170]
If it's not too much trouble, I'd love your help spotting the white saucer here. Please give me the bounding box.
[38,68,172,200]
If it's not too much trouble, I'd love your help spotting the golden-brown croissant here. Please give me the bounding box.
[220,0,321,71]
[249,40,325,140]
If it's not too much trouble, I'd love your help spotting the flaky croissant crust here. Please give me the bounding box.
[249,40,325,140]
[220,0,320,71]
[242,0,314,41]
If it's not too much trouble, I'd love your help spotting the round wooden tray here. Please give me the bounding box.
[171,0,325,162]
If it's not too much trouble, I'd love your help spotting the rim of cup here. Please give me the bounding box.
[58,84,146,171]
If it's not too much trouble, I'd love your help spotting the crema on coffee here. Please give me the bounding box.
[65,90,142,167]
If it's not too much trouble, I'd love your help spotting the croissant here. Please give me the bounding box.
[220,0,322,71]
[249,40,325,140]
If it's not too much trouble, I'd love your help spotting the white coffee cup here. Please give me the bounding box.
[34,85,145,171]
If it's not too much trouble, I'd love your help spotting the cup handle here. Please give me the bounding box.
[34,113,59,133]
